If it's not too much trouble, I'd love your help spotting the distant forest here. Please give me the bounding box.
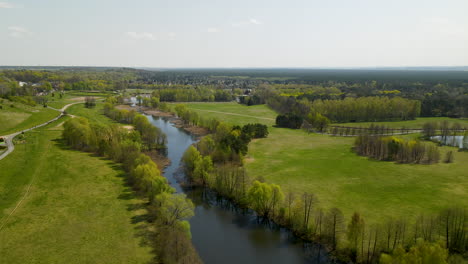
[1,67,468,120]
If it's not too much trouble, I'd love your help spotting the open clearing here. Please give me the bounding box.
[0,117,152,263]
[0,99,60,135]
[185,102,468,224]
[66,102,116,125]
[184,102,276,125]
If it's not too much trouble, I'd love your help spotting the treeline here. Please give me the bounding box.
[355,135,440,164]
[62,115,201,263]
[310,97,421,122]
[422,121,468,139]
[323,124,416,137]
[184,134,466,263]
[0,69,137,97]
[174,104,268,163]
[103,98,166,150]
[268,94,420,123]
[275,113,303,129]
[152,87,234,102]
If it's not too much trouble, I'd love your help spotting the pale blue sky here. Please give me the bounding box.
[1,0,467,67]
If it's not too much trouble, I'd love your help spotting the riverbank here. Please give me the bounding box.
[117,104,210,138]
[146,114,336,264]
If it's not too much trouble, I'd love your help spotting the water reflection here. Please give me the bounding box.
[146,115,337,264]
[431,135,468,149]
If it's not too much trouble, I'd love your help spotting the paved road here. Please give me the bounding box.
[0,102,81,161]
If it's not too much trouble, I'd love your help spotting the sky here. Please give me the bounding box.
[0,0,467,68]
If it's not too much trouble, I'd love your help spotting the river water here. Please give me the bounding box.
[431,135,468,149]
[145,115,335,264]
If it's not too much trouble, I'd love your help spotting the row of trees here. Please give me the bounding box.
[103,98,166,150]
[153,87,234,102]
[422,121,467,139]
[266,92,421,131]
[309,97,421,123]
[355,135,441,164]
[325,125,416,137]
[62,115,201,263]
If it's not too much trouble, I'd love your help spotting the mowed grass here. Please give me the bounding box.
[67,102,116,125]
[0,99,60,135]
[247,128,468,223]
[46,92,108,109]
[184,102,276,126]
[339,117,468,129]
[0,118,152,263]
[183,102,468,224]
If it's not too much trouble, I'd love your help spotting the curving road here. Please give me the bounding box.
[0,102,81,161]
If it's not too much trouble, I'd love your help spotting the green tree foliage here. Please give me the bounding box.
[276,113,303,129]
[325,208,345,251]
[84,96,96,108]
[62,115,199,263]
[380,240,448,264]
[268,94,421,123]
[355,135,441,164]
[306,112,330,132]
[347,212,365,261]
[247,181,284,218]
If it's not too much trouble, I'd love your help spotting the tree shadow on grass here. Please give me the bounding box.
[54,137,160,263]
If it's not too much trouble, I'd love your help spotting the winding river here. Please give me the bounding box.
[145,115,335,264]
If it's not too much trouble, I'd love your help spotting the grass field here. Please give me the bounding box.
[185,102,468,224]
[339,117,468,129]
[184,102,276,126]
[0,118,153,263]
[67,102,116,125]
[0,99,60,135]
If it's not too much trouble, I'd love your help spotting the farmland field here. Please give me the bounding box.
[185,102,468,224]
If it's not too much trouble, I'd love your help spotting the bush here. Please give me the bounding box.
[276,113,303,129]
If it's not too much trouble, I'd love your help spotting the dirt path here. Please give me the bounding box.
[0,102,82,232]
[0,102,82,161]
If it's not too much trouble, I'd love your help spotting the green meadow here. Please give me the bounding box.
[0,117,152,263]
[185,102,468,224]
[66,102,116,125]
[0,99,60,135]
[184,102,276,125]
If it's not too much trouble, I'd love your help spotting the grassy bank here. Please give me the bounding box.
[0,118,152,263]
[66,102,116,125]
[184,102,468,224]
[0,99,60,135]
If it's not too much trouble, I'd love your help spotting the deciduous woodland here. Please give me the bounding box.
[1,68,467,264]
[354,135,441,164]
[62,99,201,263]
